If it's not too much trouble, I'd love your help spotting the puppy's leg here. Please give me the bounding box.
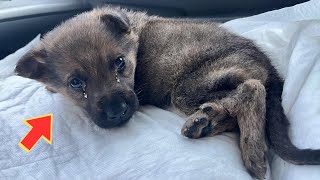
[172,66,246,137]
[181,79,267,179]
[234,79,267,179]
[172,68,267,179]
[181,101,237,138]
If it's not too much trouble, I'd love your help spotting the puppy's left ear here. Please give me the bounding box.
[15,49,48,81]
[100,11,130,33]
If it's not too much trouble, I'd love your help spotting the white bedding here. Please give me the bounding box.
[0,0,319,179]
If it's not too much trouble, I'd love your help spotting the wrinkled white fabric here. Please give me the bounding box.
[0,0,319,179]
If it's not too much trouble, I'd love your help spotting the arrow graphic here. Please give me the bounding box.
[18,114,53,152]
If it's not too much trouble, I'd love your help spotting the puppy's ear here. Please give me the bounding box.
[100,11,130,33]
[15,49,48,81]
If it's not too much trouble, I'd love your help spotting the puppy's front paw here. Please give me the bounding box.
[181,111,210,138]
[181,102,228,138]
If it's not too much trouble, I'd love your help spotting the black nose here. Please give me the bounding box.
[100,95,128,120]
[106,101,128,119]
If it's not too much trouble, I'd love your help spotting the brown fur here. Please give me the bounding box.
[15,7,320,180]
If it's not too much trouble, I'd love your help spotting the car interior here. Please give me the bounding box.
[0,0,308,59]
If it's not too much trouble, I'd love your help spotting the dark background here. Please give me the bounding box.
[0,0,308,59]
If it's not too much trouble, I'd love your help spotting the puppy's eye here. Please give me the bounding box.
[70,77,85,89]
[115,56,126,71]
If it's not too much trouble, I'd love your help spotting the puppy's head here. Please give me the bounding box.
[15,8,139,128]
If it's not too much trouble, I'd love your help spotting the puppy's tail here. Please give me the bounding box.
[266,79,320,165]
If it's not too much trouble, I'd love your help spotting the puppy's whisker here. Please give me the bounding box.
[135,89,143,95]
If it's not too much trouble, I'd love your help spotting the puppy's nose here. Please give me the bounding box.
[100,95,128,120]
[105,101,128,119]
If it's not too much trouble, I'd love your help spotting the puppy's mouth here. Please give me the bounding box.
[93,108,130,128]
[94,98,138,128]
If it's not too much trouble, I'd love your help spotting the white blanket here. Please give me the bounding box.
[0,0,319,179]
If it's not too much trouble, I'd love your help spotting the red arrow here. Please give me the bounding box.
[18,114,53,152]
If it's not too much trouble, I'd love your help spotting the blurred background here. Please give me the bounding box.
[0,0,308,59]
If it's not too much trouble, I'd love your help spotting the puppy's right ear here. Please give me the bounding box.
[15,49,48,81]
[100,11,130,34]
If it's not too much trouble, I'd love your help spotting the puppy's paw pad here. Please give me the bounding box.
[182,112,209,139]
[194,117,208,125]
[201,106,213,113]
[200,102,225,116]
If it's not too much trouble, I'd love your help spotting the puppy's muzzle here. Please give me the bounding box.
[97,93,132,128]
[104,96,128,120]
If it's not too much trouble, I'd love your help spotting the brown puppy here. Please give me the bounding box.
[15,7,320,179]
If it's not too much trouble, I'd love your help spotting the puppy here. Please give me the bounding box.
[15,7,320,179]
